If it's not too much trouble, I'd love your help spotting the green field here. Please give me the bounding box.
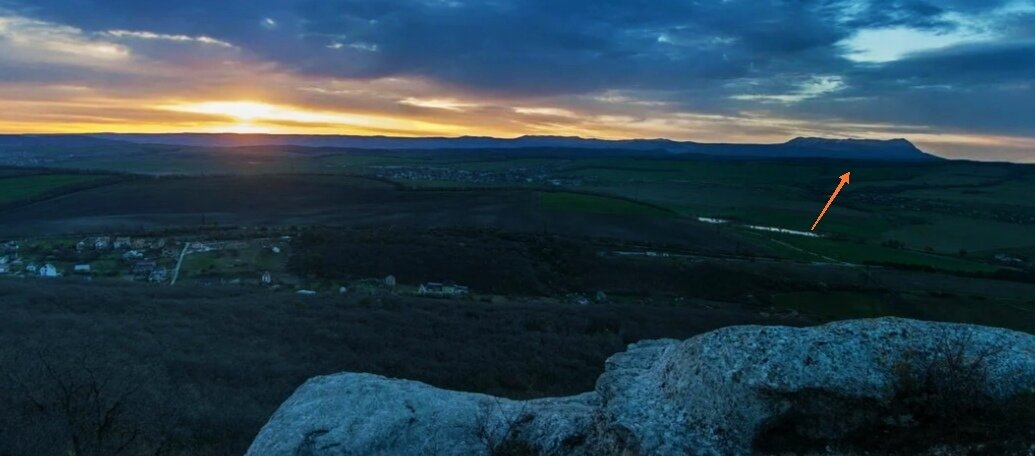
[554,158,1035,270]
[0,174,111,205]
[538,191,673,216]
[778,235,998,273]
[772,290,1035,334]
[9,147,1035,276]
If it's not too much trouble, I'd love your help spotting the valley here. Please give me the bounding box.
[0,136,1033,454]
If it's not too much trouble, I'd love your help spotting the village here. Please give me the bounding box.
[371,165,584,187]
[0,232,472,299]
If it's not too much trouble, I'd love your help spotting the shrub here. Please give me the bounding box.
[0,277,761,454]
[755,332,1035,454]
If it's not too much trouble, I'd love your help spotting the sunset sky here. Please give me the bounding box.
[0,0,1033,161]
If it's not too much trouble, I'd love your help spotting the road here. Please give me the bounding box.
[170,243,189,285]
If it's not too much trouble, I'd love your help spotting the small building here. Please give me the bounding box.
[296,289,317,296]
[384,275,396,287]
[74,264,91,274]
[39,264,59,278]
[150,267,168,283]
[122,250,144,260]
[133,261,157,279]
[261,271,272,284]
[418,282,469,297]
[94,237,112,250]
[994,253,1024,265]
[113,237,132,249]
[189,242,211,252]
[25,263,38,273]
[0,264,8,274]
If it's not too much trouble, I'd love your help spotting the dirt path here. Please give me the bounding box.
[770,238,848,265]
[170,243,189,285]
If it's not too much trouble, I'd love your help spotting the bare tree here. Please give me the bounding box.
[2,348,175,456]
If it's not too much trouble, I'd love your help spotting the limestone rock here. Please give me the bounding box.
[247,318,1035,455]
[595,318,1035,454]
[246,373,596,456]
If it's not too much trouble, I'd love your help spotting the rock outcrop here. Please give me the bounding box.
[247,318,1035,455]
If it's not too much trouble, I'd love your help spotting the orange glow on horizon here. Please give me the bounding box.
[157,100,474,136]
[1,96,1032,163]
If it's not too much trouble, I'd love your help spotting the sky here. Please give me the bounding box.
[0,0,1032,161]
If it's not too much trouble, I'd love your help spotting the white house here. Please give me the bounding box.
[39,264,59,277]
[418,282,470,297]
[74,264,91,273]
[150,267,168,283]
[94,237,111,250]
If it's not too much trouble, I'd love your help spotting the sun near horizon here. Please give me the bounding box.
[0,1,1032,161]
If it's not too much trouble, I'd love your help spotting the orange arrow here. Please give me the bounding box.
[810,172,851,231]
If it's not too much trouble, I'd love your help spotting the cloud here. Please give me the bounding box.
[0,15,129,66]
[0,0,1031,160]
[731,76,846,104]
[839,26,993,62]
[104,29,235,48]
[398,97,478,111]
[513,107,577,118]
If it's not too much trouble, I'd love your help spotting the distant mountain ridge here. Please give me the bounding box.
[8,133,940,161]
[0,134,127,148]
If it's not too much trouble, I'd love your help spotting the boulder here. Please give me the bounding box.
[246,373,596,456]
[247,318,1035,455]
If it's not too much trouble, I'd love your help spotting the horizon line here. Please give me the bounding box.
[0,131,917,144]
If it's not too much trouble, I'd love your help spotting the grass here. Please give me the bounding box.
[0,174,110,205]
[781,236,998,273]
[771,290,1035,339]
[901,180,1035,206]
[182,252,220,276]
[538,191,672,217]
[180,243,290,283]
[771,291,893,320]
[882,214,1035,253]
[12,151,1035,276]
